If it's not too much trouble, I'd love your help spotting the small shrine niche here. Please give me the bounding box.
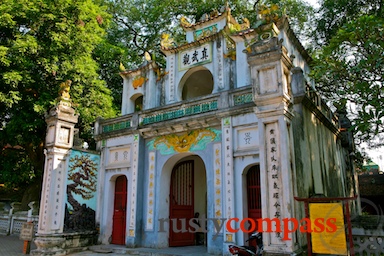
[133,94,143,112]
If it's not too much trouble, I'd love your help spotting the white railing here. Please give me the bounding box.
[353,234,384,255]
[0,201,39,235]
[352,216,384,255]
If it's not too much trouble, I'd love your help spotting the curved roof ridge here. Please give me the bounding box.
[161,31,222,53]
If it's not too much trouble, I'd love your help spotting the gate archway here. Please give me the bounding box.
[160,154,207,247]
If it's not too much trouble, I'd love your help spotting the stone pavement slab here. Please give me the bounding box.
[67,245,213,256]
[0,234,213,256]
[0,234,37,256]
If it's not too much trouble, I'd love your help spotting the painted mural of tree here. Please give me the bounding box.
[67,154,97,211]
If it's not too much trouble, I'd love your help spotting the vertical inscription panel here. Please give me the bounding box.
[40,158,53,231]
[213,143,222,224]
[265,122,284,245]
[129,136,139,236]
[259,66,278,94]
[58,127,70,144]
[223,118,235,242]
[168,56,175,102]
[217,41,224,89]
[51,160,65,230]
[145,152,156,230]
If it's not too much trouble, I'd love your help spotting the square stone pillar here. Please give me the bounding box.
[38,101,78,235]
[33,83,79,256]
[246,24,301,255]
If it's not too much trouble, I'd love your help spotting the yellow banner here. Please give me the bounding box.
[309,202,347,255]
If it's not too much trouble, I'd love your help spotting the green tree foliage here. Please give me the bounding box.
[261,0,314,40]
[312,0,382,46]
[0,0,116,193]
[93,24,129,110]
[311,0,383,145]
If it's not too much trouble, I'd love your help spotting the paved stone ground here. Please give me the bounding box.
[0,234,37,256]
[68,244,213,256]
[0,235,212,256]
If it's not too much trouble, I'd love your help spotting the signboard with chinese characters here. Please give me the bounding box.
[236,127,259,151]
[107,146,131,169]
[179,43,212,71]
[20,222,34,241]
[309,203,347,255]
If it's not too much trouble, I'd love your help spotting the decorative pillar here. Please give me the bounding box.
[33,81,78,256]
[246,23,299,255]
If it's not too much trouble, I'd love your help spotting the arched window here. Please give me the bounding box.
[131,94,143,112]
[180,67,213,100]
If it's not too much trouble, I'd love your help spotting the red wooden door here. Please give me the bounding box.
[169,161,194,247]
[112,175,127,245]
[247,165,262,231]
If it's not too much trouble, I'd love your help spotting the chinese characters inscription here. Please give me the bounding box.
[179,43,212,70]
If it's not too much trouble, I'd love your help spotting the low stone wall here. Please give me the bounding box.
[32,231,98,256]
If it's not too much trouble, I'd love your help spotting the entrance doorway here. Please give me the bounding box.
[162,155,207,248]
[247,165,262,230]
[169,160,195,246]
[111,175,127,245]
